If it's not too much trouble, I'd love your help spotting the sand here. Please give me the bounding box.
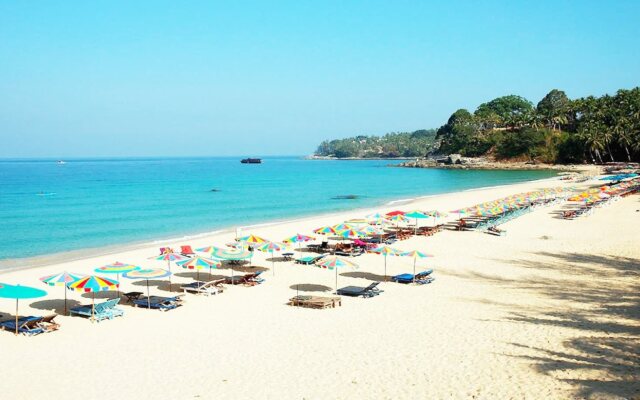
[0,176,638,400]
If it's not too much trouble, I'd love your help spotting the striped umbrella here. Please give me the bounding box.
[337,229,366,240]
[283,233,316,255]
[332,223,353,232]
[401,250,433,283]
[386,210,406,216]
[177,256,221,283]
[67,275,119,321]
[94,262,141,297]
[369,245,402,281]
[237,234,268,245]
[0,284,48,335]
[39,271,85,315]
[313,226,336,236]
[156,252,187,292]
[199,246,252,280]
[255,241,288,275]
[123,268,171,309]
[426,210,448,226]
[315,256,358,291]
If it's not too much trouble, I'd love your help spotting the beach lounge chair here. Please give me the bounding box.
[288,295,342,309]
[295,253,328,265]
[391,269,435,284]
[336,282,383,298]
[225,271,265,286]
[182,279,225,296]
[69,298,124,322]
[133,295,183,311]
[180,245,195,256]
[0,316,45,336]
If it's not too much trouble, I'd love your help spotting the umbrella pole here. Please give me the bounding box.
[335,268,338,293]
[116,273,120,297]
[384,256,387,282]
[64,286,68,316]
[146,279,151,309]
[196,270,200,288]
[167,259,172,292]
[413,259,416,284]
[15,299,18,335]
[92,293,95,322]
[272,251,275,276]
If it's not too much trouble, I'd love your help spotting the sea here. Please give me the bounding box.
[0,156,557,267]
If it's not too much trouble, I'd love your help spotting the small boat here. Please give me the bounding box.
[57,160,66,165]
[241,158,262,164]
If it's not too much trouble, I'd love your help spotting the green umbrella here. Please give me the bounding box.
[404,211,430,235]
[0,284,48,335]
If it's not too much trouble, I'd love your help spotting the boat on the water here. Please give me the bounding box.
[57,160,66,164]
[241,158,262,164]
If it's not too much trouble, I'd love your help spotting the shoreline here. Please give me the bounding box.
[0,174,563,273]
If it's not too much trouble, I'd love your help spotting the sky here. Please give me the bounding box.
[0,1,639,158]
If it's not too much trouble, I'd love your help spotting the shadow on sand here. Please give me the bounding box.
[443,251,639,399]
[289,284,333,292]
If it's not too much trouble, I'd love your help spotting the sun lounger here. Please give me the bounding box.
[182,279,225,296]
[391,269,435,284]
[224,272,265,286]
[180,245,195,256]
[295,253,328,265]
[288,295,342,309]
[336,282,383,298]
[133,295,184,311]
[69,298,124,322]
[0,316,45,336]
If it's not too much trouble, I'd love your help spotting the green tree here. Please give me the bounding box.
[475,95,534,130]
[537,89,571,131]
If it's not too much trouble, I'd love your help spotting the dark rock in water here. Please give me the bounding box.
[331,194,359,200]
[210,188,221,192]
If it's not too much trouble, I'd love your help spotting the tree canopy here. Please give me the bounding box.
[315,87,640,163]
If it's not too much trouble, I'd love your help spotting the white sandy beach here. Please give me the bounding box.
[0,176,638,399]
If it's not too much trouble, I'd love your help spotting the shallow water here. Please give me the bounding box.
[0,156,556,263]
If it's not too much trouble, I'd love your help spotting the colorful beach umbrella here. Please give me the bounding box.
[369,245,402,281]
[123,268,171,309]
[94,262,141,297]
[283,233,316,254]
[237,234,268,245]
[0,284,48,335]
[67,275,119,321]
[177,256,221,284]
[401,250,433,283]
[156,252,187,292]
[199,246,252,280]
[255,241,288,275]
[315,256,358,291]
[337,229,366,239]
[386,210,406,216]
[404,210,430,234]
[332,223,353,232]
[313,226,336,236]
[39,271,85,315]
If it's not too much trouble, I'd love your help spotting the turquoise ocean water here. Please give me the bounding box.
[0,157,556,266]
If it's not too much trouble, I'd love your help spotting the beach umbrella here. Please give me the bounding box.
[237,234,268,245]
[283,233,316,254]
[0,284,48,335]
[315,256,358,292]
[386,210,406,216]
[332,223,353,232]
[400,250,432,283]
[369,245,402,281]
[405,210,430,234]
[313,226,336,236]
[366,212,385,220]
[255,241,288,275]
[67,275,118,321]
[386,214,410,230]
[426,210,448,226]
[123,268,171,309]
[94,262,141,297]
[39,271,85,315]
[345,218,368,225]
[177,256,221,284]
[156,252,187,292]
[199,246,252,280]
[337,229,366,240]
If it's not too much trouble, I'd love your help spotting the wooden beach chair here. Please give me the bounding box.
[288,295,342,309]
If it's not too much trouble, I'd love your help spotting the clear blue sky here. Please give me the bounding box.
[1,1,638,158]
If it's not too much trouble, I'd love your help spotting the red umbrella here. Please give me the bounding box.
[386,210,406,216]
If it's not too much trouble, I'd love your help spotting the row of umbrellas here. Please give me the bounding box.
[451,187,574,217]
